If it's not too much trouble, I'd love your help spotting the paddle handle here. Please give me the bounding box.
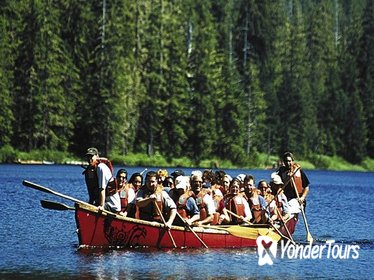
[226,209,252,225]
[23,180,115,217]
[153,201,177,248]
[176,212,208,248]
[290,177,313,242]
[274,205,295,242]
[23,180,85,204]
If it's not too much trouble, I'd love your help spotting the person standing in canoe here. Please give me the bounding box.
[135,171,177,228]
[83,147,121,213]
[277,152,310,208]
[277,152,314,242]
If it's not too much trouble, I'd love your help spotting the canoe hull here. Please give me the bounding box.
[75,203,284,249]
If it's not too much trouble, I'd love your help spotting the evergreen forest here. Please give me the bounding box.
[0,0,373,167]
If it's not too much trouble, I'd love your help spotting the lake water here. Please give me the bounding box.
[0,164,373,279]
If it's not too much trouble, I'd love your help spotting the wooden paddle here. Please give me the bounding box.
[153,201,177,248]
[290,176,314,243]
[226,208,253,225]
[197,224,281,241]
[273,206,295,244]
[176,212,208,248]
[40,199,75,211]
[225,208,295,244]
[23,180,116,217]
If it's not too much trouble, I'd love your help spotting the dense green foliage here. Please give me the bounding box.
[0,0,372,166]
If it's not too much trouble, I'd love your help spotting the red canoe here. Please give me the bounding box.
[23,180,297,249]
[75,202,297,249]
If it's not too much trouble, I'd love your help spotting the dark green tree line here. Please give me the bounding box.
[0,0,372,164]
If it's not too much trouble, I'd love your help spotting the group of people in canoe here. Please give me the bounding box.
[83,147,310,230]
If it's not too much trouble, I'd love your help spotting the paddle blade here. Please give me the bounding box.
[40,200,75,211]
[307,233,314,243]
[222,225,282,242]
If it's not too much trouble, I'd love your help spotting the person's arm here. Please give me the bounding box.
[299,186,309,203]
[162,192,177,228]
[96,163,111,209]
[98,189,105,209]
[185,198,200,225]
[299,170,310,203]
[196,195,215,225]
[127,188,136,204]
[136,193,156,208]
[280,194,290,215]
[165,208,176,228]
[259,196,270,219]
[197,214,214,225]
[220,207,231,224]
[243,199,253,221]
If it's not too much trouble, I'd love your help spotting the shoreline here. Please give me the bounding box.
[6,160,373,172]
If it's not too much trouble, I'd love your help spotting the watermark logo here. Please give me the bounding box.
[257,236,360,266]
[256,236,277,266]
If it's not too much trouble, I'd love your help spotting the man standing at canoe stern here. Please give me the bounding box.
[135,171,177,228]
[84,147,121,213]
[277,152,310,208]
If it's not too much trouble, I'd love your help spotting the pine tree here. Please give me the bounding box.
[134,0,166,156]
[256,0,288,157]
[71,0,116,156]
[184,0,222,162]
[211,0,247,165]
[235,0,268,157]
[339,13,367,163]
[304,1,337,156]
[156,1,190,160]
[102,0,145,156]
[0,12,15,146]
[358,0,374,158]
[278,0,310,157]
[12,0,77,151]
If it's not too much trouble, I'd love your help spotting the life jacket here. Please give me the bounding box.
[152,192,164,222]
[119,184,135,212]
[211,198,224,225]
[120,191,128,212]
[279,163,303,199]
[248,196,261,223]
[177,193,191,219]
[82,157,115,205]
[211,212,221,225]
[251,204,262,223]
[195,192,207,220]
[228,196,245,224]
[291,163,303,195]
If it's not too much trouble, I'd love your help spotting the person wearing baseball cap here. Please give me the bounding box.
[83,147,121,213]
